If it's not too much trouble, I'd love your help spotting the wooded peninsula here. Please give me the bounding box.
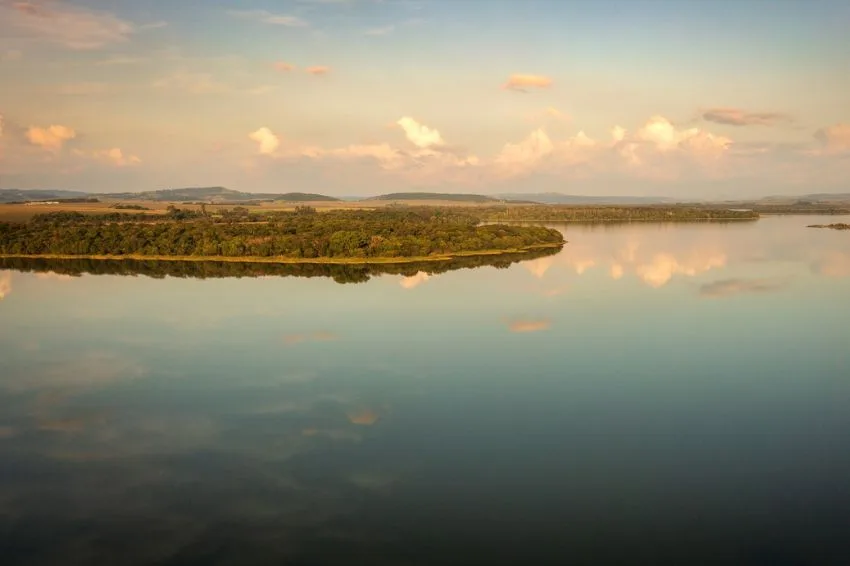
[0,207,565,263]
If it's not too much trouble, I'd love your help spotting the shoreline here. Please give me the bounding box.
[485,217,760,223]
[0,242,564,265]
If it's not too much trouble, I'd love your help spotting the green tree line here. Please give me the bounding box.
[478,205,759,222]
[0,207,564,259]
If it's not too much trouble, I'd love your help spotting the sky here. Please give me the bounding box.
[0,0,848,198]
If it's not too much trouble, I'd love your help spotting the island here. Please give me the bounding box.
[0,206,565,264]
[807,223,850,230]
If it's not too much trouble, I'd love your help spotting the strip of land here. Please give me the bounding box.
[0,207,565,263]
[807,223,850,230]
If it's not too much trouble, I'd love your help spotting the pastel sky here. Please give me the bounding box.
[0,0,848,198]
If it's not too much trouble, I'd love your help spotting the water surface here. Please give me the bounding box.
[1,216,849,565]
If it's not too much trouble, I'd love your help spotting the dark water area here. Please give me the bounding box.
[1,216,849,565]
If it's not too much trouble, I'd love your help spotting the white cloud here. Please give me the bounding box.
[396,116,444,149]
[0,271,11,301]
[228,10,308,27]
[249,127,281,155]
[26,125,76,151]
[400,271,430,289]
[494,128,553,175]
[635,251,727,288]
[4,1,134,49]
[92,148,141,167]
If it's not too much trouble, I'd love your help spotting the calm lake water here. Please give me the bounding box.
[1,215,849,565]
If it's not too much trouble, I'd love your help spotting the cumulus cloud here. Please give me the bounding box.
[635,251,727,288]
[702,108,792,127]
[494,128,554,175]
[274,61,295,72]
[305,65,330,76]
[0,271,11,301]
[502,74,553,91]
[227,10,308,27]
[523,256,555,279]
[507,318,551,333]
[26,124,76,151]
[93,148,141,167]
[612,116,732,167]
[249,127,280,155]
[5,1,134,49]
[814,124,850,154]
[400,271,430,289]
[699,277,789,298]
[396,116,444,149]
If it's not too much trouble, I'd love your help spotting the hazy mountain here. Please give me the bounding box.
[0,189,89,203]
[368,192,499,203]
[97,187,340,202]
[497,192,683,205]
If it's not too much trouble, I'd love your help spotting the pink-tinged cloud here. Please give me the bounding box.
[249,127,280,155]
[347,408,379,426]
[635,251,727,288]
[494,128,554,175]
[502,74,553,91]
[7,1,134,49]
[94,148,140,167]
[507,318,551,333]
[0,271,11,301]
[306,65,330,76]
[26,124,76,151]
[400,271,430,289]
[274,61,295,72]
[814,124,850,154]
[702,108,792,127]
[396,116,444,149]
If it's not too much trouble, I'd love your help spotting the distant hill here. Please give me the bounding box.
[368,192,499,203]
[0,189,89,203]
[96,187,339,202]
[753,193,850,205]
[497,192,682,205]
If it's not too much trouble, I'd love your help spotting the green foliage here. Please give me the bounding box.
[478,205,760,222]
[0,207,564,259]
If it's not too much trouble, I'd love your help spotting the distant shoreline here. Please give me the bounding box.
[0,243,564,265]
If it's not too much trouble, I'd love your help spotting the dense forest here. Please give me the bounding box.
[479,205,760,222]
[0,207,564,260]
[0,247,558,284]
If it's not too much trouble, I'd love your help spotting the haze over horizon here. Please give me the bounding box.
[0,0,848,199]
